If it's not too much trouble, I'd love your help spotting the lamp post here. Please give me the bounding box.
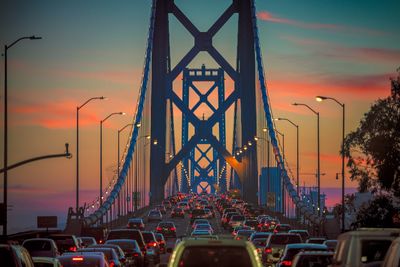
[76,96,105,214]
[100,112,125,223]
[275,118,300,196]
[316,95,345,231]
[135,134,151,211]
[3,35,42,236]
[293,103,321,216]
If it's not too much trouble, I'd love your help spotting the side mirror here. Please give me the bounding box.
[166,247,173,253]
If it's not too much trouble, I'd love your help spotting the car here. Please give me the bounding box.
[0,244,35,267]
[250,232,272,242]
[331,228,400,267]
[305,237,326,244]
[232,225,251,236]
[127,218,145,230]
[177,202,190,212]
[288,230,310,243]
[156,221,177,237]
[194,223,214,234]
[154,233,167,254]
[106,229,146,254]
[205,205,216,217]
[79,236,97,247]
[88,244,126,266]
[222,212,240,229]
[382,237,400,267]
[78,247,122,267]
[263,233,303,265]
[228,214,246,230]
[276,243,328,267]
[48,234,81,254]
[147,210,163,222]
[32,257,62,267]
[190,208,207,223]
[322,239,337,252]
[191,219,210,228]
[235,229,256,241]
[141,231,161,264]
[274,224,292,233]
[57,252,109,267]
[204,208,213,219]
[243,219,258,230]
[292,251,334,267]
[170,207,185,218]
[156,205,167,214]
[166,239,263,267]
[106,239,144,267]
[251,238,268,257]
[22,238,60,258]
[191,230,213,237]
[162,200,172,209]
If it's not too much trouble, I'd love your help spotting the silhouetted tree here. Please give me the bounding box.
[343,69,400,197]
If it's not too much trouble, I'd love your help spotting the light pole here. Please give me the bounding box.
[117,123,133,216]
[316,95,345,231]
[293,102,321,216]
[3,35,41,236]
[100,112,125,223]
[135,134,151,211]
[275,118,300,196]
[76,96,105,214]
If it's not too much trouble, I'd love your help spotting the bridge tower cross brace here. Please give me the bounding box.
[150,0,258,204]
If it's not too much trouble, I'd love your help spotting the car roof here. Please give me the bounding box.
[339,228,400,238]
[32,256,61,263]
[106,239,138,244]
[295,251,334,256]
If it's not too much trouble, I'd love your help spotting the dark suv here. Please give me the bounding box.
[127,218,145,230]
[106,229,146,253]
[0,244,35,267]
[48,234,80,254]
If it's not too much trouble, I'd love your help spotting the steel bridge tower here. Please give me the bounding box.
[150,0,258,204]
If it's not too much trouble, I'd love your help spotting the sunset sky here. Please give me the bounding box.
[1,0,399,233]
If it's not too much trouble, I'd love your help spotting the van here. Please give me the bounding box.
[331,228,400,267]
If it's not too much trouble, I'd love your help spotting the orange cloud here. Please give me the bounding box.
[257,11,388,36]
[281,35,400,64]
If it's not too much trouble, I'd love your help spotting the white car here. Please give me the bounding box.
[32,257,62,267]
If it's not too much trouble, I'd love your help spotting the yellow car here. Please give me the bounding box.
[166,239,263,267]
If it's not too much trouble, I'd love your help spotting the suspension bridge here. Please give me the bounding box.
[61,0,325,234]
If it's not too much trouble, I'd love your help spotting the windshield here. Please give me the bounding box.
[270,235,301,245]
[179,246,252,267]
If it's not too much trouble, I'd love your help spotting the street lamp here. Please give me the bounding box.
[274,129,285,216]
[134,134,151,211]
[316,95,346,231]
[100,112,125,221]
[76,96,105,214]
[3,35,42,236]
[293,102,321,216]
[275,118,300,196]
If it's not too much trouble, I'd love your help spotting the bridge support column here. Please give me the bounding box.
[238,0,258,204]
[150,0,169,205]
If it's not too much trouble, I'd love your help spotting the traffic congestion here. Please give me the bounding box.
[1,192,400,266]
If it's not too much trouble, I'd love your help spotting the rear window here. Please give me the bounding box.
[106,240,138,251]
[361,239,392,263]
[231,215,245,221]
[270,235,302,245]
[79,248,116,260]
[296,254,333,266]
[285,247,327,259]
[24,240,52,251]
[252,239,267,247]
[159,222,174,227]
[142,233,156,243]
[244,220,258,227]
[179,246,252,267]
[149,211,160,215]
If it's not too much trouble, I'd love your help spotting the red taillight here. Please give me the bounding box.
[170,227,176,231]
[281,260,292,266]
[274,229,278,233]
[72,257,83,261]
[156,227,162,231]
[265,247,272,253]
[109,261,115,267]
[148,241,157,247]
[69,246,77,252]
[133,253,139,257]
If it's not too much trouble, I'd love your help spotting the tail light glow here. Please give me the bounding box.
[281,260,292,266]
[69,246,77,252]
[170,227,176,231]
[72,257,83,261]
[156,227,162,231]
[265,247,272,253]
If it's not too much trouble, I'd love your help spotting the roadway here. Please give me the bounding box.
[143,209,226,265]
